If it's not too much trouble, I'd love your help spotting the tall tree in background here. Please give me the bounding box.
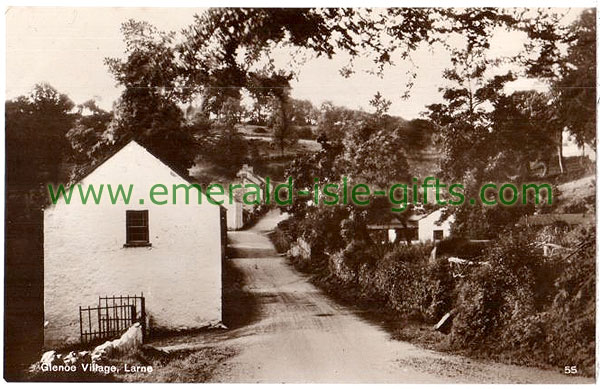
[424,9,540,237]
[554,8,596,151]
[105,20,197,172]
[66,100,112,167]
[518,8,596,172]
[426,49,516,184]
[6,83,75,188]
[246,71,295,155]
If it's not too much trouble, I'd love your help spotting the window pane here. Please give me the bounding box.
[126,210,149,244]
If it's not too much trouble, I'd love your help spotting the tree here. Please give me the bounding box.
[219,96,246,124]
[6,83,75,187]
[489,91,557,180]
[247,92,273,125]
[246,71,295,155]
[316,102,360,142]
[4,84,76,379]
[66,100,112,165]
[105,20,197,172]
[517,8,596,169]
[554,9,596,151]
[290,99,319,126]
[427,47,516,183]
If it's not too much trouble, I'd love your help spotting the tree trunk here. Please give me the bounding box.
[279,95,289,157]
[557,130,565,174]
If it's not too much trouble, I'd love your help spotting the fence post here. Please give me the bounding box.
[140,294,146,342]
[79,307,83,344]
[130,305,135,331]
[87,306,92,344]
[97,306,102,340]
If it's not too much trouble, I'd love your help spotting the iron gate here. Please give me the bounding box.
[79,293,146,344]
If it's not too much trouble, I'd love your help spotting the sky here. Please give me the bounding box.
[5,7,583,119]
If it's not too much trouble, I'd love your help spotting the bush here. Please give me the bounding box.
[437,238,488,259]
[451,266,506,348]
[544,226,595,374]
[449,226,595,374]
[269,226,292,254]
[339,242,442,320]
[451,232,543,347]
[295,125,315,140]
[426,257,456,322]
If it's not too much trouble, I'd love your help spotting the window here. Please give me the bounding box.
[125,210,150,247]
[433,230,444,241]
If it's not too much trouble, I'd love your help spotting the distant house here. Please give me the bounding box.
[367,209,454,244]
[237,164,267,187]
[236,164,273,207]
[223,196,244,230]
[367,215,419,244]
[43,141,225,347]
[417,209,454,242]
[208,190,243,230]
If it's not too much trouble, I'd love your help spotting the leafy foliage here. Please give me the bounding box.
[6,83,75,187]
[554,9,596,149]
[105,20,197,172]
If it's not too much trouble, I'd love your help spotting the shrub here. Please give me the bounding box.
[295,125,315,140]
[358,243,434,319]
[437,237,488,259]
[449,226,595,374]
[451,231,543,348]
[269,227,292,254]
[426,257,456,322]
[545,226,595,374]
[451,266,506,348]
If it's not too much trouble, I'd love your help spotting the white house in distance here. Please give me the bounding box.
[368,208,454,244]
[43,141,224,347]
[417,209,454,242]
[207,190,244,230]
[236,164,273,208]
[223,196,244,230]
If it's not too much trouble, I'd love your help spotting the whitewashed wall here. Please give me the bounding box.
[225,201,243,230]
[44,142,222,348]
[211,192,243,230]
[418,209,454,242]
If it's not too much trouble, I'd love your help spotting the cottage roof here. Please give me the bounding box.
[68,137,195,186]
[50,139,226,210]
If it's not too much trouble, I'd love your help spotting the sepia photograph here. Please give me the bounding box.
[3,4,597,384]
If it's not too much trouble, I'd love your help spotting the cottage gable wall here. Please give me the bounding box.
[44,142,222,347]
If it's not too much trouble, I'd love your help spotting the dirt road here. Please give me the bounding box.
[163,210,593,383]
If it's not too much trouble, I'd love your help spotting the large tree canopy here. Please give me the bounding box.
[105,20,197,171]
[6,83,75,187]
[554,8,596,149]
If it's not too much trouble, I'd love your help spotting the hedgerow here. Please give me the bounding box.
[274,218,595,375]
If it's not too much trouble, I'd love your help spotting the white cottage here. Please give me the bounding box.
[418,209,454,242]
[210,191,243,230]
[224,199,244,230]
[367,209,454,244]
[43,141,224,347]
